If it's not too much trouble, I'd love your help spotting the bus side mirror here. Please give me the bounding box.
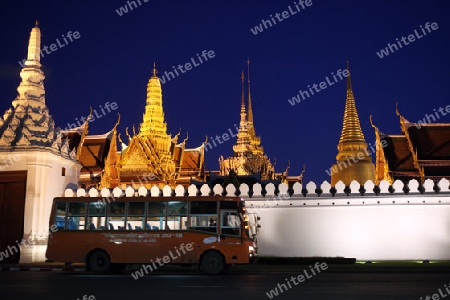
[257,216,261,221]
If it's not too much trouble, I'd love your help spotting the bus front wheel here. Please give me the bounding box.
[88,250,111,274]
[200,251,224,275]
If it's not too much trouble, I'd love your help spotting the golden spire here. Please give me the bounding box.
[152,62,157,77]
[240,71,246,124]
[247,58,255,138]
[330,61,375,186]
[233,71,251,155]
[241,71,246,113]
[338,61,366,145]
[139,63,167,137]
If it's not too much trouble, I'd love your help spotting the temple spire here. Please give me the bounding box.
[338,60,366,145]
[240,71,246,125]
[330,61,375,185]
[152,62,157,77]
[1,22,58,149]
[346,60,352,93]
[26,20,42,66]
[139,63,167,137]
[14,22,45,104]
[247,58,254,127]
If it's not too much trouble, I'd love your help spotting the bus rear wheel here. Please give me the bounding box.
[201,251,224,275]
[88,250,111,274]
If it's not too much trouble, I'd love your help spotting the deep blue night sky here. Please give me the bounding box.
[0,0,449,184]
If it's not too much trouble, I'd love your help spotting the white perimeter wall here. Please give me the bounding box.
[246,195,450,260]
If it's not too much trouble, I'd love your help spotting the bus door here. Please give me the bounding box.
[219,210,241,244]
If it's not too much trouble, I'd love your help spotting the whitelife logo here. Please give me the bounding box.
[158,50,215,85]
[376,22,438,59]
[414,104,450,129]
[287,68,349,106]
[131,242,194,280]
[265,262,328,298]
[115,0,149,16]
[250,0,313,35]
[18,31,81,67]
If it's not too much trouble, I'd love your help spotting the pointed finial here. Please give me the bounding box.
[152,62,157,77]
[346,60,352,92]
[241,71,246,112]
[35,20,39,27]
[113,113,121,131]
[247,58,251,84]
[88,106,93,121]
[247,58,253,123]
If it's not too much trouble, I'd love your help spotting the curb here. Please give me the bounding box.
[0,266,85,272]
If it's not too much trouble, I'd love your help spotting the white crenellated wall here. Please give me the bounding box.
[63,178,450,261]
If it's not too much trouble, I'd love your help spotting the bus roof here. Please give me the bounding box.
[52,195,243,203]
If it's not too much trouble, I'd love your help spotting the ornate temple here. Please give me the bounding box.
[72,65,206,189]
[113,65,206,188]
[371,105,450,184]
[330,62,375,186]
[217,60,303,186]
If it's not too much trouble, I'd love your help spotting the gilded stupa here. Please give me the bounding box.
[218,60,275,181]
[330,61,375,186]
[98,64,206,188]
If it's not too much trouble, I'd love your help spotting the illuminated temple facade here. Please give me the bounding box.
[218,61,303,185]
[371,105,450,184]
[75,65,206,189]
[330,62,375,186]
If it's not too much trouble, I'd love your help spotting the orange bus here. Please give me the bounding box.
[46,196,259,275]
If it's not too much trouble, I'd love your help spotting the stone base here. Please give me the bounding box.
[19,244,47,263]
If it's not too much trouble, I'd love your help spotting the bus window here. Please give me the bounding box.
[87,202,106,230]
[221,211,241,236]
[67,202,86,230]
[220,201,238,209]
[55,202,67,230]
[108,202,125,230]
[167,201,187,230]
[188,201,217,233]
[147,202,166,230]
[127,202,145,230]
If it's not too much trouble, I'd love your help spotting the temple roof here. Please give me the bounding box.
[381,135,415,172]
[406,124,450,160]
[377,111,450,181]
[78,131,114,176]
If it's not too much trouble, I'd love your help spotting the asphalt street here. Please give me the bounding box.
[1,271,449,300]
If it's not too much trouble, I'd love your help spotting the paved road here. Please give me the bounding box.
[1,271,449,300]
